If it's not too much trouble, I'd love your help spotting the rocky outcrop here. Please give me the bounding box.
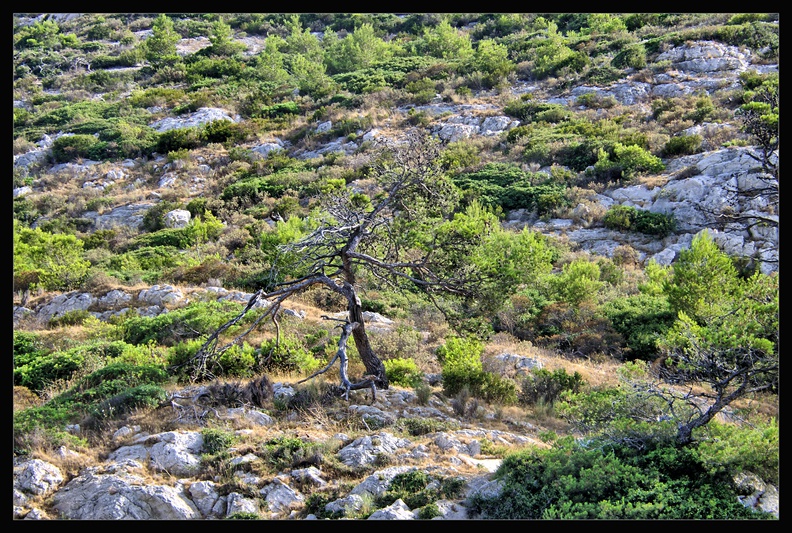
[505,145,778,274]
[12,380,778,520]
[148,107,240,133]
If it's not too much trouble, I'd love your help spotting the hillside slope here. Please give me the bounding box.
[13,13,779,520]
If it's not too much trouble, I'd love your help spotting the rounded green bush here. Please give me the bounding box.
[383,357,424,388]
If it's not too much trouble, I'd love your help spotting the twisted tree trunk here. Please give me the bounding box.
[347,288,388,389]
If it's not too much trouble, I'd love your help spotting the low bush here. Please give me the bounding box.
[602,294,676,361]
[663,134,702,156]
[121,301,247,346]
[593,143,665,181]
[439,336,518,404]
[383,357,424,388]
[603,205,677,237]
[397,417,457,436]
[259,336,321,375]
[520,368,585,405]
[468,437,775,519]
[376,470,467,511]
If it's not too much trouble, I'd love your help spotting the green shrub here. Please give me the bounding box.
[128,228,194,250]
[694,418,779,484]
[156,127,203,153]
[603,294,675,361]
[417,503,442,519]
[48,309,94,328]
[663,134,702,156]
[259,337,321,375]
[14,331,48,367]
[202,428,238,455]
[397,417,456,437]
[477,371,519,405]
[200,119,245,144]
[603,205,677,237]
[520,368,585,405]
[14,349,86,392]
[376,470,468,511]
[122,301,246,346]
[611,43,646,69]
[142,201,181,232]
[438,336,517,403]
[504,99,570,123]
[260,101,300,118]
[88,384,167,420]
[13,405,87,453]
[217,342,258,378]
[51,134,104,162]
[593,143,665,181]
[260,435,322,471]
[226,512,260,520]
[468,438,773,519]
[452,163,570,214]
[383,357,424,388]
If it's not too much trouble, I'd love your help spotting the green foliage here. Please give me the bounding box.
[89,384,168,420]
[468,438,772,519]
[14,224,90,291]
[156,127,203,153]
[397,417,457,437]
[611,43,647,69]
[504,99,571,123]
[417,503,442,519]
[14,349,85,392]
[217,342,258,378]
[259,101,300,119]
[438,335,518,404]
[602,294,675,361]
[101,245,193,284]
[145,14,181,68]
[259,336,321,375]
[383,357,424,388]
[122,301,247,346]
[548,259,604,306]
[452,163,570,214]
[130,212,224,251]
[520,368,585,405]
[128,87,187,108]
[200,119,246,144]
[436,335,483,371]
[15,19,62,49]
[14,405,87,453]
[663,134,702,156]
[323,23,395,75]
[51,134,104,162]
[663,230,741,322]
[48,309,94,328]
[694,419,779,484]
[417,19,474,61]
[593,142,665,181]
[202,427,238,455]
[440,140,482,172]
[225,512,260,520]
[331,56,437,93]
[260,435,322,471]
[14,361,169,451]
[142,201,181,232]
[128,227,193,250]
[467,38,515,87]
[602,205,677,237]
[376,470,467,511]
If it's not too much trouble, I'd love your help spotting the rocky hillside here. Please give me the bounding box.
[13,13,778,520]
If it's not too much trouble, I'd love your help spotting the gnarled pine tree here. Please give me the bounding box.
[171,130,506,394]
